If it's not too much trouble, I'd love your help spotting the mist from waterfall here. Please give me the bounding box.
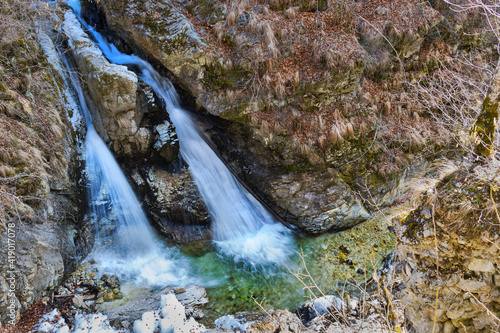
[67,3,294,267]
[59,42,192,286]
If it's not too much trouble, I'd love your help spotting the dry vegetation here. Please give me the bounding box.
[0,0,71,231]
[179,0,460,175]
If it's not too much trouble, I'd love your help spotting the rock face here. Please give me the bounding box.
[397,161,500,333]
[98,0,207,105]
[267,173,369,233]
[130,165,211,243]
[92,0,450,235]
[62,11,151,156]
[0,24,85,325]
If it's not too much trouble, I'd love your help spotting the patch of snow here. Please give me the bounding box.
[36,294,205,333]
[134,294,205,333]
[215,315,255,332]
[36,309,70,333]
[37,28,84,130]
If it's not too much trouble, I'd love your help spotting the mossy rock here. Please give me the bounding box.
[185,0,226,25]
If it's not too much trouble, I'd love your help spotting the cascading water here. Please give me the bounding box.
[67,3,294,266]
[58,38,192,286]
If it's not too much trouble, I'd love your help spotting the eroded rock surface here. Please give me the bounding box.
[62,11,151,156]
[397,161,500,333]
[98,0,208,106]
[268,173,369,233]
[130,166,211,243]
[0,26,85,325]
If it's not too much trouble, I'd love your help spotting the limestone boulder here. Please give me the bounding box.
[62,11,151,156]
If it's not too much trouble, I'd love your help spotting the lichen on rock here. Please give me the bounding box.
[62,11,151,156]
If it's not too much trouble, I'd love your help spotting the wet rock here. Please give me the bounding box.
[103,274,120,289]
[130,166,210,242]
[103,292,115,302]
[62,11,151,156]
[154,121,179,163]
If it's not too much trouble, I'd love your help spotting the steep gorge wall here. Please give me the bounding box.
[0,3,88,325]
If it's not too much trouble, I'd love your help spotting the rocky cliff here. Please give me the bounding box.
[92,0,455,235]
[0,1,87,326]
[90,0,500,331]
[1,0,499,331]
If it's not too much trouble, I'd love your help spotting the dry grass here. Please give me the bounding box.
[186,0,447,163]
[283,249,408,332]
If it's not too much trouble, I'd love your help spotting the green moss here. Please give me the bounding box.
[204,62,249,91]
[186,0,226,25]
[203,61,254,122]
[301,209,397,290]
[218,101,250,123]
[471,94,499,158]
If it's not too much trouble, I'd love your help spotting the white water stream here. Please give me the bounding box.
[67,1,294,269]
[59,44,192,286]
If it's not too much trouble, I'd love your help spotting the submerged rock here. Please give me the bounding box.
[153,121,179,163]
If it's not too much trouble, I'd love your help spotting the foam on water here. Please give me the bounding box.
[67,3,295,266]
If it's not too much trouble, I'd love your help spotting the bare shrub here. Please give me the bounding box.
[284,6,297,19]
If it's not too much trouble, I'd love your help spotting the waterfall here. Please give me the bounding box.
[59,44,192,286]
[67,4,294,266]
